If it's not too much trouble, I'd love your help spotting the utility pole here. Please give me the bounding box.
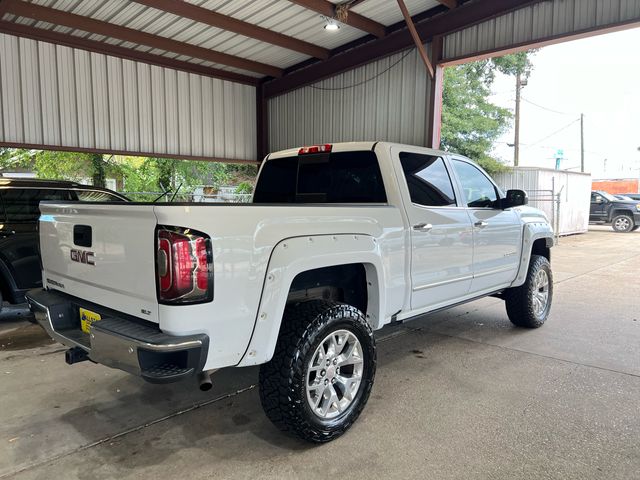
[514,72,524,167]
[580,113,585,173]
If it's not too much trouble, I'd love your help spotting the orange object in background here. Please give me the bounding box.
[592,178,639,194]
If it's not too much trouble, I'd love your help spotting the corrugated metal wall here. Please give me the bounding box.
[0,33,257,161]
[268,48,431,151]
[444,0,640,60]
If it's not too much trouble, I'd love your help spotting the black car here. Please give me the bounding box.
[0,178,128,311]
[590,190,640,233]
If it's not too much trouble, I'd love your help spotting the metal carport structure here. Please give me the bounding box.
[0,0,639,164]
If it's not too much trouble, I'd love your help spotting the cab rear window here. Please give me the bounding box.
[253,151,387,204]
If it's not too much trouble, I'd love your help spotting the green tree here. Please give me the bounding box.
[91,154,106,188]
[0,148,35,171]
[156,158,175,191]
[492,51,534,78]
[441,52,535,174]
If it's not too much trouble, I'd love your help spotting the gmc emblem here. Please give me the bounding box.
[70,249,95,266]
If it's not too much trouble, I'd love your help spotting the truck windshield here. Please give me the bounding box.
[597,191,617,201]
[253,151,387,204]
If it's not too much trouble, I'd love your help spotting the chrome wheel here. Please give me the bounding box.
[532,269,549,317]
[613,216,631,231]
[306,329,364,420]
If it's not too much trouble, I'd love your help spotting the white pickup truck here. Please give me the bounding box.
[27,142,554,443]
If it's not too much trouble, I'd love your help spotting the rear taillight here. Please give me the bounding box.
[156,226,213,304]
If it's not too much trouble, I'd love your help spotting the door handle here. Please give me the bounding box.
[413,223,433,232]
[474,221,488,229]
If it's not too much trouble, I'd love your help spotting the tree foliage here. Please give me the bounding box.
[441,51,535,174]
[0,147,257,200]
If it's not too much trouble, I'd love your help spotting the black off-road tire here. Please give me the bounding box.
[611,214,634,233]
[504,255,553,328]
[259,300,376,443]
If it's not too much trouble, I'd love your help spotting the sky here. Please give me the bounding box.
[488,27,640,179]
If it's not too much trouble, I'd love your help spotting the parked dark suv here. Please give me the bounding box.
[0,178,128,311]
[590,190,640,232]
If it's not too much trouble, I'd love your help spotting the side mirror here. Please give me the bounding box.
[502,189,528,209]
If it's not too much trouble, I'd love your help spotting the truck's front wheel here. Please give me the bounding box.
[504,255,553,328]
[259,300,376,443]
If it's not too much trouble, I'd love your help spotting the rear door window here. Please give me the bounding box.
[400,153,456,207]
[0,188,71,223]
[253,151,387,203]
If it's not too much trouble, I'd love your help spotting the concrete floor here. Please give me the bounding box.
[1,227,639,480]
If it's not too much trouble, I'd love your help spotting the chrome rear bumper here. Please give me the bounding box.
[26,289,209,384]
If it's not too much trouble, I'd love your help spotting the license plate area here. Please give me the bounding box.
[79,307,101,334]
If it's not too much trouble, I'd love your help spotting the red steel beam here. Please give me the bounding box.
[132,0,329,60]
[0,21,258,85]
[289,0,386,38]
[436,0,458,9]
[0,0,11,17]
[396,0,433,77]
[264,0,545,97]
[0,141,260,165]
[3,0,283,77]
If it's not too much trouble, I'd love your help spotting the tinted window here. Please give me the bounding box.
[253,151,386,204]
[451,160,498,208]
[73,190,126,202]
[1,189,70,223]
[400,153,456,207]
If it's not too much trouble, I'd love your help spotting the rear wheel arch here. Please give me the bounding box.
[285,262,382,329]
[237,234,387,367]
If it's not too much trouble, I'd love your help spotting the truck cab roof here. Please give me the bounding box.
[266,141,450,161]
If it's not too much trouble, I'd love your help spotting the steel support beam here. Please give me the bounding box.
[0,142,259,165]
[427,36,444,149]
[288,0,386,38]
[436,0,458,9]
[264,0,545,98]
[397,0,433,77]
[132,0,329,60]
[0,0,11,17]
[2,0,283,77]
[256,80,269,161]
[0,21,258,85]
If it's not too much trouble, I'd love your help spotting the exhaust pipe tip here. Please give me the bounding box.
[198,371,214,391]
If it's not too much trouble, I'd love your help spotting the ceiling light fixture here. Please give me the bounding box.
[323,16,340,31]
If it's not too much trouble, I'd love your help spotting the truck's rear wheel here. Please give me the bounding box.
[504,255,553,328]
[612,214,634,232]
[259,300,376,443]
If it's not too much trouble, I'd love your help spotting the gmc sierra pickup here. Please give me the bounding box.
[27,142,554,443]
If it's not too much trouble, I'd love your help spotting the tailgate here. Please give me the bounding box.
[39,202,159,322]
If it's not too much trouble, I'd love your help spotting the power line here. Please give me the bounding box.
[307,49,414,91]
[525,118,581,147]
[521,97,577,116]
